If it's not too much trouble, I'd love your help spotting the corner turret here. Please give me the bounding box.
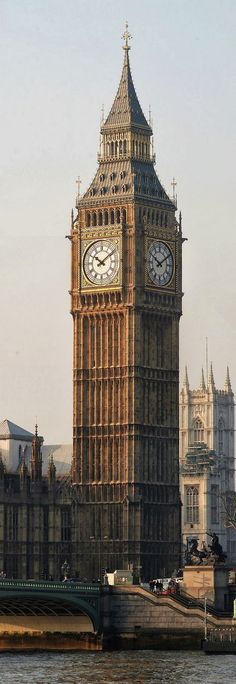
[30,424,43,483]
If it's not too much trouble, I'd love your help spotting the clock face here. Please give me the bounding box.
[83,239,119,285]
[147,241,173,286]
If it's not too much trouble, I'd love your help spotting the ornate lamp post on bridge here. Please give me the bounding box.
[61,559,70,581]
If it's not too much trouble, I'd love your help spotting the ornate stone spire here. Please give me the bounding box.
[101,24,151,134]
[30,424,43,482]
[183,366,190,391]
[225,366,232,393]
[208,363,216,391]
[81,25,174,206]
[199,368,206,391]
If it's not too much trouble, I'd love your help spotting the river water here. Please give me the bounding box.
[1,651,235,684]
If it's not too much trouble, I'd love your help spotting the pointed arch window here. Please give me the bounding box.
[104,210,108,226]
[61,506,71,542]
[98,211,103,226]
[194,418,204,443]
[86,212,91,227]
[92,212,97,227]
[116,209,120,224]
[110,209,114,225]
[123,139,127,155]
[122,208,126,224]
[119,140,122,156]
[185,486,199,523]
[218,418,224,454]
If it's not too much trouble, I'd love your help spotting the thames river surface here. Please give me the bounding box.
[1,651,236,684]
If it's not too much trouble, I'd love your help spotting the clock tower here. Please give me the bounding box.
[70,28,183,580]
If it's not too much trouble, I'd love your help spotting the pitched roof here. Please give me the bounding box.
[102,50,152,133]
[0,419,34,440]
[42,445,72,476]
[82,158,173,205]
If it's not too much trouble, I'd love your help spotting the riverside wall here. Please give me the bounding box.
[0,584,234,651]
[101,585,234,650]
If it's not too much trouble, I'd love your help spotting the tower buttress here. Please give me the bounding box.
[48,453,56,485]
[30,424,43,483]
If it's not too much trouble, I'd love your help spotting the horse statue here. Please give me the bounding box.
[185,534,227,566]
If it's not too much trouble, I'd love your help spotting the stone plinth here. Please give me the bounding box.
[182,565,229,610]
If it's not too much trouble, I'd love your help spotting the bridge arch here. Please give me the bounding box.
[0,582,101,633]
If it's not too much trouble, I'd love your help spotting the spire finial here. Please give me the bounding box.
[225,366,232,393]
[148,104,152,125]
[183,365,190,390]
[200,368,206,391]
[76,176,82,207]
[208,362,215,390]
[122,21,132,52]
[171,177,177,205]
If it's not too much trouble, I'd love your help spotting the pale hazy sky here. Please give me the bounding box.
[0,0,235,443]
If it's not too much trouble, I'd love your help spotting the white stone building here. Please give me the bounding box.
[0,419,72,475]
[179,366,236,563]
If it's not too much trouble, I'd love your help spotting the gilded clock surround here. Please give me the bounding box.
[70,33,183,581]
[81,235,121,290]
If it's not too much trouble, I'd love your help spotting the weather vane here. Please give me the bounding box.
[122,21,132,51]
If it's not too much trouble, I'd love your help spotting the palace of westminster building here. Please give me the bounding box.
[0,30,234,580]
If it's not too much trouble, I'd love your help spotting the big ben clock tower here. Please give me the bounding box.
[70,26,183,580]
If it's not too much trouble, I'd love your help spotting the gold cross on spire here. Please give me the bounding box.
[122,22,132,51]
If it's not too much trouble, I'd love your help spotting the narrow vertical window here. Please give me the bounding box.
[186,486,199,523]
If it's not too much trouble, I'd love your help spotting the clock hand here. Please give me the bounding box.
[152,253,162,268]
[98,248,116,266]
[94,255,104,265]
[159,253,170,266]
